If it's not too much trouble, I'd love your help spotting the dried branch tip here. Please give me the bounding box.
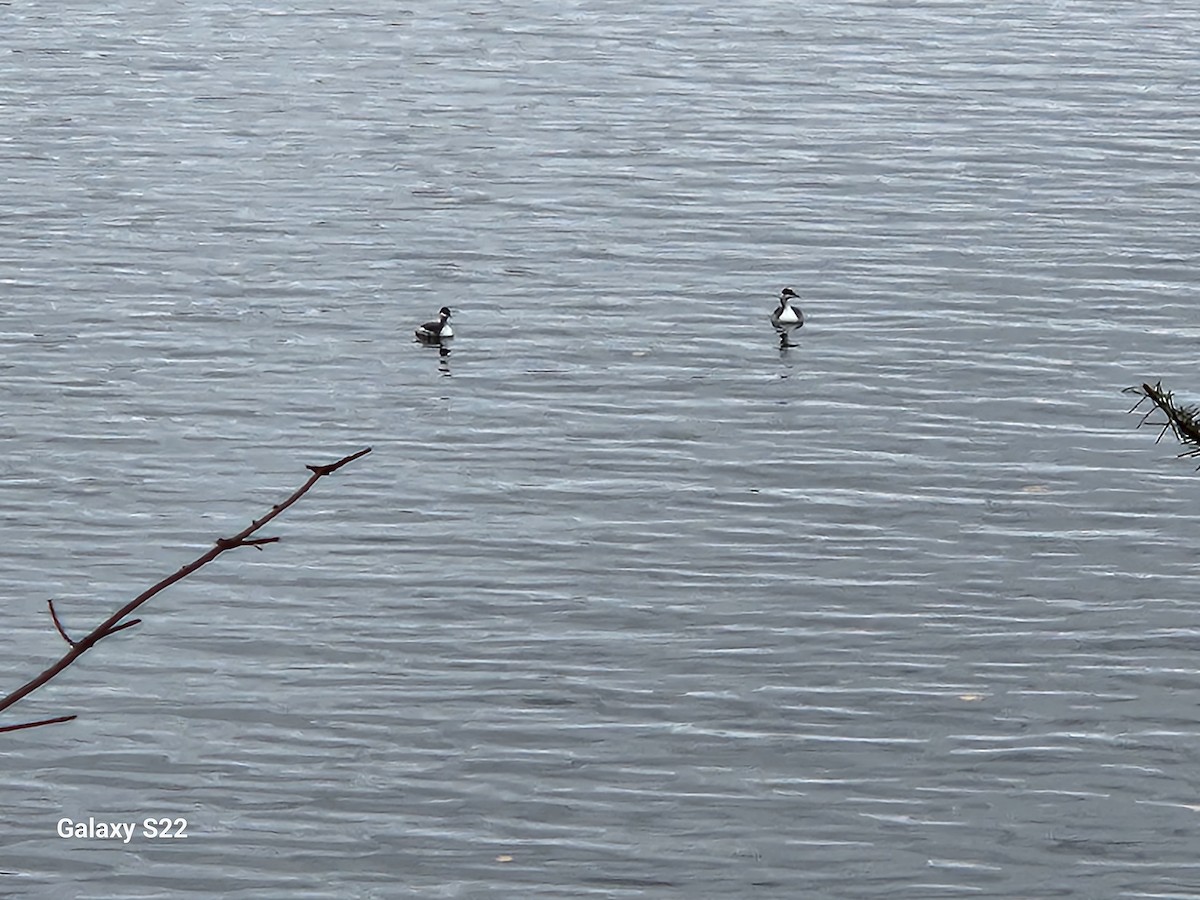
[1127,381,1200,466]
[307,446,373,477]
[47,600,76,647]
[0,714,78,735]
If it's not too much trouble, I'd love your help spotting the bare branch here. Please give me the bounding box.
[0,714,78,735]
[306,446,372,478]
[1,447,372,728]
[215,536,280,551]
[98,619,142,638]
[1127,382,1200,467]
[47,600,76,647]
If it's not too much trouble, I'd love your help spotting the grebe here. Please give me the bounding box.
[415,307,454,343]
[769,287,803,328]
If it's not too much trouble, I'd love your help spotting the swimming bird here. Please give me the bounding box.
[415,307,454,343]
[769,287,804,328]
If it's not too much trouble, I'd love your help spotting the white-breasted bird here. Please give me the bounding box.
[769,287,803,328]
[415,307,454,342]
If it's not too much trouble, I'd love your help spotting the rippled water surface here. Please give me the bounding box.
[4,1,1200,897]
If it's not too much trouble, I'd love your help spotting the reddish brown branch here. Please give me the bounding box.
[306,447,371,477]
[215,536,281,551]
[99,619,142,638]
[1,447,372,727]
[0,714,78,735]
[47,599,76,646]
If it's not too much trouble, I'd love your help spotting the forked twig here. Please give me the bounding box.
[0,447,372,732]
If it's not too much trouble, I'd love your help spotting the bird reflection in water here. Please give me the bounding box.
[775,325,801,351]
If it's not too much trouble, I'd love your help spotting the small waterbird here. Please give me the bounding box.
[769,287,803,328]
[415,307,454,343]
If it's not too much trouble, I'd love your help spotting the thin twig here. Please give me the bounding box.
[1126,382,1200,467]
[0,714,77,735]
[99,619,142,638]
[0,447,372,726]
[47,600,76,647]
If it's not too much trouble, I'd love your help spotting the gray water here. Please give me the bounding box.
[3,1,1200,897]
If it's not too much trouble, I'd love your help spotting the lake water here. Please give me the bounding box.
[3,1,1200,896]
